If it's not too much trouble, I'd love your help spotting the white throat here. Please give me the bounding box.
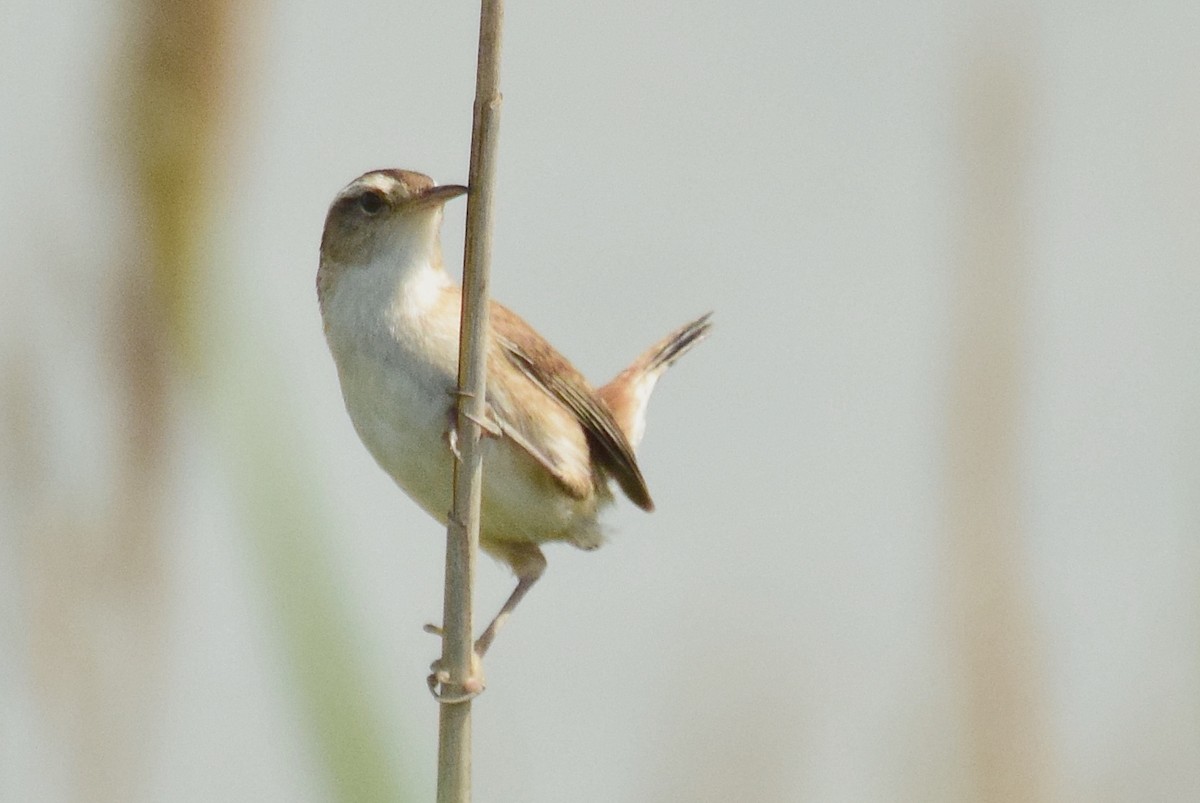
[320,212,452,346]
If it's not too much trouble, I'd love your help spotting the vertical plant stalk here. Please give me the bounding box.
[946,29,1052,803]
[23,2,231,798]
[437,1,504,800]
[117,3,408,798]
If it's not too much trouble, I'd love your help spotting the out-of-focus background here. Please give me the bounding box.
[3,1,1199,801]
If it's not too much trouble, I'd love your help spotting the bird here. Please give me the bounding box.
[317,168,710,688]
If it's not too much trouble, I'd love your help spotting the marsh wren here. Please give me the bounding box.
[317,169,710,676]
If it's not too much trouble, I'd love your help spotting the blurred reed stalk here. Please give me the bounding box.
[945,27,1054,803]
[19,1,235,798]
[436,1,505,799]
[21,1,409,799]
[125,0,410,798]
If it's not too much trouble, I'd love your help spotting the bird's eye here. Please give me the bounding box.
[357,191,385,215]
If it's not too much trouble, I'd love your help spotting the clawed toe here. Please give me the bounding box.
[427,652,486,703]
[425,622,485,702]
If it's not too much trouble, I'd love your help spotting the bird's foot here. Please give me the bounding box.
[424,623,486,703]
[444,408,501,463]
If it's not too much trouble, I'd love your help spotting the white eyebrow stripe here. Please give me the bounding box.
[337,172,399,202]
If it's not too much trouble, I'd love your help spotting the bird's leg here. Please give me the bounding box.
[425,539,547,701]
[426,508,489,703]
[475,543,547,657]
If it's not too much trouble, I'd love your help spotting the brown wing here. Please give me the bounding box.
[490,302,655,511]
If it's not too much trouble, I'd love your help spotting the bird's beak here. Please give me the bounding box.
[411,183,468,208]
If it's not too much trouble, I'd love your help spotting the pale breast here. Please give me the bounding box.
[323,266,610,550]
[335,339,457,523]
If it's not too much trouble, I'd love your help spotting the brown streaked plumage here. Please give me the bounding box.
[317,168,710,673]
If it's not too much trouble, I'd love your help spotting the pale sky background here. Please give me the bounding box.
[3,1,1200,801]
